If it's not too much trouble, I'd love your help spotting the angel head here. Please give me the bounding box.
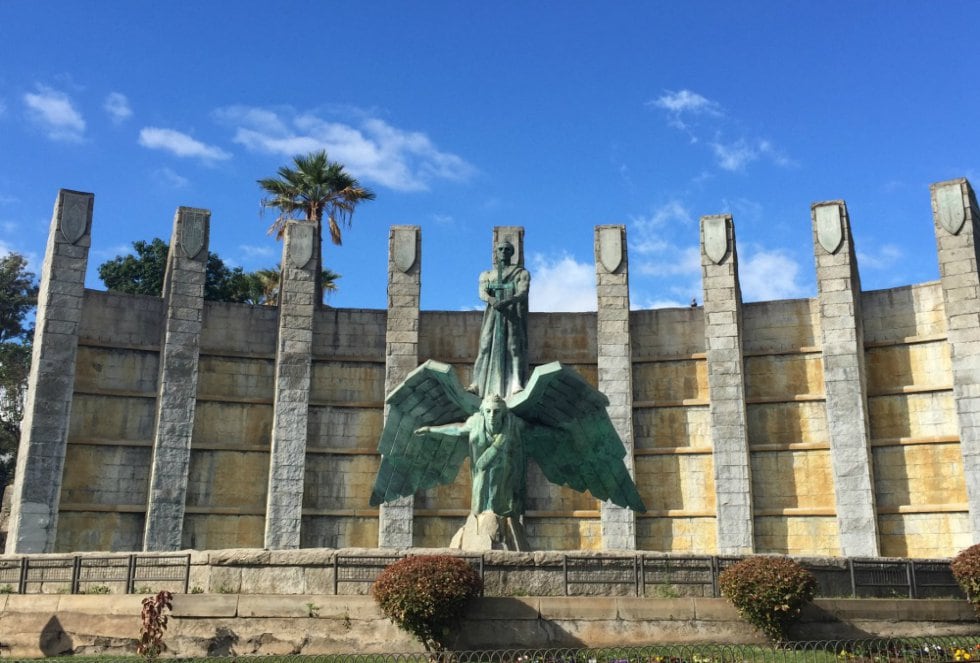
[480,393,509,435]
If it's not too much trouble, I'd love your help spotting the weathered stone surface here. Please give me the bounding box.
[144,208,210,552]
[811,200,878,557]
[700,214,753,554]
[595,225,636,550]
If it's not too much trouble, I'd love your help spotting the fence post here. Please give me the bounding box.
[127,555,136,594]
[18,557,27,594]
[634,556,640,597]
[906,561,915,599]
[71,556,81,594]
[848,558,856,597]
[562,555,568,596]
[333,555,339,595]
[710,557,718,598]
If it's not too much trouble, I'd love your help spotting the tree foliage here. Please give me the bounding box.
[98,238,263,303]
[372,555,483,652]
[0,253,37,490]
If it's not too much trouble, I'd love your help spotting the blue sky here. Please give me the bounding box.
[1,2,978,311]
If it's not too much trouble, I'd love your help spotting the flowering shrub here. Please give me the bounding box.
[952,543,980,617]
[372,555,483,651]
[718,556,816,644]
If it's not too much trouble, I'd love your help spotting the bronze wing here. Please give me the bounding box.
[508,361,646,512]
[369,360,480,506]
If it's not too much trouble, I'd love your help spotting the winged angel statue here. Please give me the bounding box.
[370,359,646,550]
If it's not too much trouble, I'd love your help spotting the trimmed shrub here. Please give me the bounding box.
[372,555,483,652]
[952,543,980,617]
[718,556,816,644]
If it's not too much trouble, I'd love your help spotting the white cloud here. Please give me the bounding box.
[104,92,132,123]
[711,140,758,172]
[0,194,18,205]
[631,201,701,277]
[154,167,189,188]
[738,248,809,301]
[650,89,723,116]
[858,243,902,270]
[139,127,231,161]
[217,105,475,192]
[528,253,596,312]
[650,90,793,173]
[632,296,692,310]
[710,139,795,172]
[23,85,85,141]
[239,244,277,259]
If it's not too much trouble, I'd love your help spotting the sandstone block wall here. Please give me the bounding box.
[5,182,980,557]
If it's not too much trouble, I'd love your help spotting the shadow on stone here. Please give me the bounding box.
[456,598,585,650]
[40,615,73,656]
[208,626,239,656]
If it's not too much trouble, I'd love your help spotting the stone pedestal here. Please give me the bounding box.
[449,511,530,551]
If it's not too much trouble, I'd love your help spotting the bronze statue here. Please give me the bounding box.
[469,241,530,398]
[370,361,646,550]
[370,235,645,550]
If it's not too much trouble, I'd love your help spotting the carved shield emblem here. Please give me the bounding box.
[392,227,417,273]
[935,182,966,235]
[179,209,208,260]
[702,216,729,265]
[598,226,624,273]
[288,223,315,269]
[814,204,844,254]
[59,192,89,244]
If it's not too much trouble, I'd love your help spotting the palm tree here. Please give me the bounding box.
[258,150,374,302]
[251,265,340,306]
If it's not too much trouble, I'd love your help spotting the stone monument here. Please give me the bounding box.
[370,239,646,550]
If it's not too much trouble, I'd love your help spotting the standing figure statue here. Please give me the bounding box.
[469,241,530,398]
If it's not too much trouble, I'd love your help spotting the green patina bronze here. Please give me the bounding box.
[370,242,645,550]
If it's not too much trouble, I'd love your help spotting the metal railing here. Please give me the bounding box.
[0,552,963,599]
[15,637,980,663]
[0,553,190,595]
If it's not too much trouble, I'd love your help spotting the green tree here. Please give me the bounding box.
[258,150,374,302]
[0,253,38,490]
[98,238,255,303]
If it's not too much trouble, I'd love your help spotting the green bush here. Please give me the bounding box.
[951,543,980,617]
[718,556,816,644]
[372,555,483,651]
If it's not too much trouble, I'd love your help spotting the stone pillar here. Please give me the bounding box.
[700,214,754,554]
[264,222,317,549]
[931,178,980,543]
[378,226,421,548]
[812,200,880,557]
[595,225,637,550]
[142,207,210,551]
[5,190,92,553]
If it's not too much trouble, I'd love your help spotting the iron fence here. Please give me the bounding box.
[12,636,980,663]
[0,552,963,599]
[0,553,190,595]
